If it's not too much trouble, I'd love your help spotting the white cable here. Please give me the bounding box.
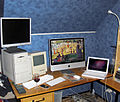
[68,88,92,101]
[69,88,82,98]
[102,85,104,102]
[106,92,109,102]
[109,92,112,102]
[69,88,96,102]
[105,91,112,102]
[104,78,113,102]
[104,79,107,102]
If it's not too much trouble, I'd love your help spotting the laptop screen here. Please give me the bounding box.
[87,57,109,72]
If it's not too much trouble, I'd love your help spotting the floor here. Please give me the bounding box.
[62,92,106,102]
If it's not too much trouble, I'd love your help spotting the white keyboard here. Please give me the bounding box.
[46,77,66,86]
[23,74,54,89]
[40,74,54,83]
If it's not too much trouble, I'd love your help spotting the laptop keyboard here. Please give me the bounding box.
[84,72,105,77]
[82,71,106,79]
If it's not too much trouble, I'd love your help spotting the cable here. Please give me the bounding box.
[69,88,82,98]
[69,88,97,102]
[68,88,93,102]
[104,78,113,102]
[104,79,107,102]
[105,91,112,102]
[102,85,104,102]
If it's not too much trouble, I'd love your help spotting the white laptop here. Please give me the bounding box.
[82,57,109,80]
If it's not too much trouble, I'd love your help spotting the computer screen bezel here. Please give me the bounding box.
[87,57,109,73]
[30,51,47,75]
[49,37,85,71]
[1,17,31,48]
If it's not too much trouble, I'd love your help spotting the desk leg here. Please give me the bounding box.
[115,91,119,102]
[90,82,93,93]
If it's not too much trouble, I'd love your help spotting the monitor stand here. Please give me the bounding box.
[5,47,26,53]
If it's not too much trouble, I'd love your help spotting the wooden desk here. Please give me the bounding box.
[100,77,120,102]
[9,68,112,102]
[100,77,120,92]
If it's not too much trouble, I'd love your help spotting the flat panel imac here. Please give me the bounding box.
[1,17,31,48]
[49,38,85,71]
[30,51,47,75]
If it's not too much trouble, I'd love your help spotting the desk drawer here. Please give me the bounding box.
[21,92,54,102]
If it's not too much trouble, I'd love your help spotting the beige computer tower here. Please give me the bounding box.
[1,49,32,84]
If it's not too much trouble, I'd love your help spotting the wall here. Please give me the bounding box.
[19,33,97,66]
[4,0,117,33]
[3,0,118,67]
[95,0,120,63]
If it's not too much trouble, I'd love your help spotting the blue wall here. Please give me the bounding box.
[19,33,97,66]
[95,0,120,62]
[2,0,120,67]
[4,0,118,33]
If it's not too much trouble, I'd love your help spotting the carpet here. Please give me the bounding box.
[62,92,105,102]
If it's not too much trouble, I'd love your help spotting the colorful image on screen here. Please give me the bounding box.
[50,38,85,65]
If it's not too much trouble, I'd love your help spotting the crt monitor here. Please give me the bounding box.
[49,38,85,71]
[1,17,31,48]
[30,51,47,75]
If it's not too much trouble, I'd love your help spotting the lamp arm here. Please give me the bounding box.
[108,10,120,29]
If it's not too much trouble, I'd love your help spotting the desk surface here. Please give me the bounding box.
[9,68,112,100]
[100,77,120,92]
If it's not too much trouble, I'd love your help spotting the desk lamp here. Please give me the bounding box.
[108,10,120,80]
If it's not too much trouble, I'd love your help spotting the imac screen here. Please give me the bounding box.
[49,38,85,71]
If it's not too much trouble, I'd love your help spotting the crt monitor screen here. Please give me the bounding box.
[49,38,85,71]
[1,18,31,48]
[30,51,47,75]
[33,55,45,66]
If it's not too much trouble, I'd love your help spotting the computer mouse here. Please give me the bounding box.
[73,75,80,80]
